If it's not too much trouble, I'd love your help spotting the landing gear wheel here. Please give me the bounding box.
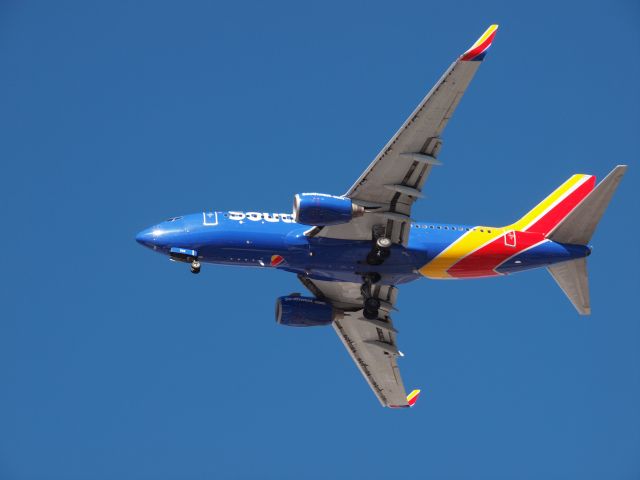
[190,260,201,274]
[363,308,379,320]
[376,237,392,249]
[366,237,391,266]
[364,297,380,311]
[362,279,380,319]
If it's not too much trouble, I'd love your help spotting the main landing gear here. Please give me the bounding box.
[366,236,392,266]
[361,227,391,318]
[361,273,381,320]
[190,260,201,274]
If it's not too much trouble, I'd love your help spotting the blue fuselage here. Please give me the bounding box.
[136,211,590,285]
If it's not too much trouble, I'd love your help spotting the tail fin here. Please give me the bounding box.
[548,165,628,245]
[510,174,596,235]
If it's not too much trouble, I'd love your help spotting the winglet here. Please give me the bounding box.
[461,24,499,61]
[406,389,421,407]
[389,389,422,409]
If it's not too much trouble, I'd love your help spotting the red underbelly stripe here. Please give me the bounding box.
[447,231,544,277]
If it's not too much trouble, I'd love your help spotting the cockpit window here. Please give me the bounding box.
[166,216,183,222]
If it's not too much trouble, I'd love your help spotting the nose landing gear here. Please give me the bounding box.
[169,248,201,274]
[190,260,201,274]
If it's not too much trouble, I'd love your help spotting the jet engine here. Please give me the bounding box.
[292,193,364,226]
[275,295,340,327]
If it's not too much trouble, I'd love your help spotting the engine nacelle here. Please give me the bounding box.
[292,193,364,226]
[275,295,339,327]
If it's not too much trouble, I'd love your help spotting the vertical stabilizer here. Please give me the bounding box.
[547,258,590,315]
[508,174,596,235]
[548,165,627,245]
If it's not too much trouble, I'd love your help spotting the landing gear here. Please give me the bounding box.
[361,273,381,319]
[190,260,201,274]
[363,297,381,319]
[169,249,201,274]
[366,236,392,266]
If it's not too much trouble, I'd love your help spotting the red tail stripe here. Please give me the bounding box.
[525,176,595,235]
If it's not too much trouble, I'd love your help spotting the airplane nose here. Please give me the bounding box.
[135,227,156,246]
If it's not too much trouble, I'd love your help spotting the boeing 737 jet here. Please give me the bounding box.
[136,25,627,408]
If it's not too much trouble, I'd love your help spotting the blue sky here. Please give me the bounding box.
[1,1,638,479]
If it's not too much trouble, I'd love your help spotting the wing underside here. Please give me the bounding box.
[315,25,499,246]
[298,276,414,407]
[293,26,499,407]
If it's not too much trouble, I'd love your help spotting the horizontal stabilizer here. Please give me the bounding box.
[548,165,627,245]
[547,258,590,315]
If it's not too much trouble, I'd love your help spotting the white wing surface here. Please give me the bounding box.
[298,275,420,408]
[316,25,499,246]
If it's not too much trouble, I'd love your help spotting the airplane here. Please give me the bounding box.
[136,25,627,408]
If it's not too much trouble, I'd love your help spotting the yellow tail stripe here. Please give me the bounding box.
[419,227,503,278]
[509,174,588,231]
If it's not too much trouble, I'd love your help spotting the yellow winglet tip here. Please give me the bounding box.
[407,389,421,407]
[461,24,499,61]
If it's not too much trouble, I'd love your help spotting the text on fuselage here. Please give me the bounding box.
[227,212,295,223]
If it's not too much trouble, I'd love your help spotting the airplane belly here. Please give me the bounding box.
[495,241,590,274]
[291,239,426,285]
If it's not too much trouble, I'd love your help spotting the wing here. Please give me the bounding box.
[316,25,498,246]
[298,275,420,408]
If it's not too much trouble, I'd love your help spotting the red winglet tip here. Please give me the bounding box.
[461,24,499,61]
[407,389,421,407]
